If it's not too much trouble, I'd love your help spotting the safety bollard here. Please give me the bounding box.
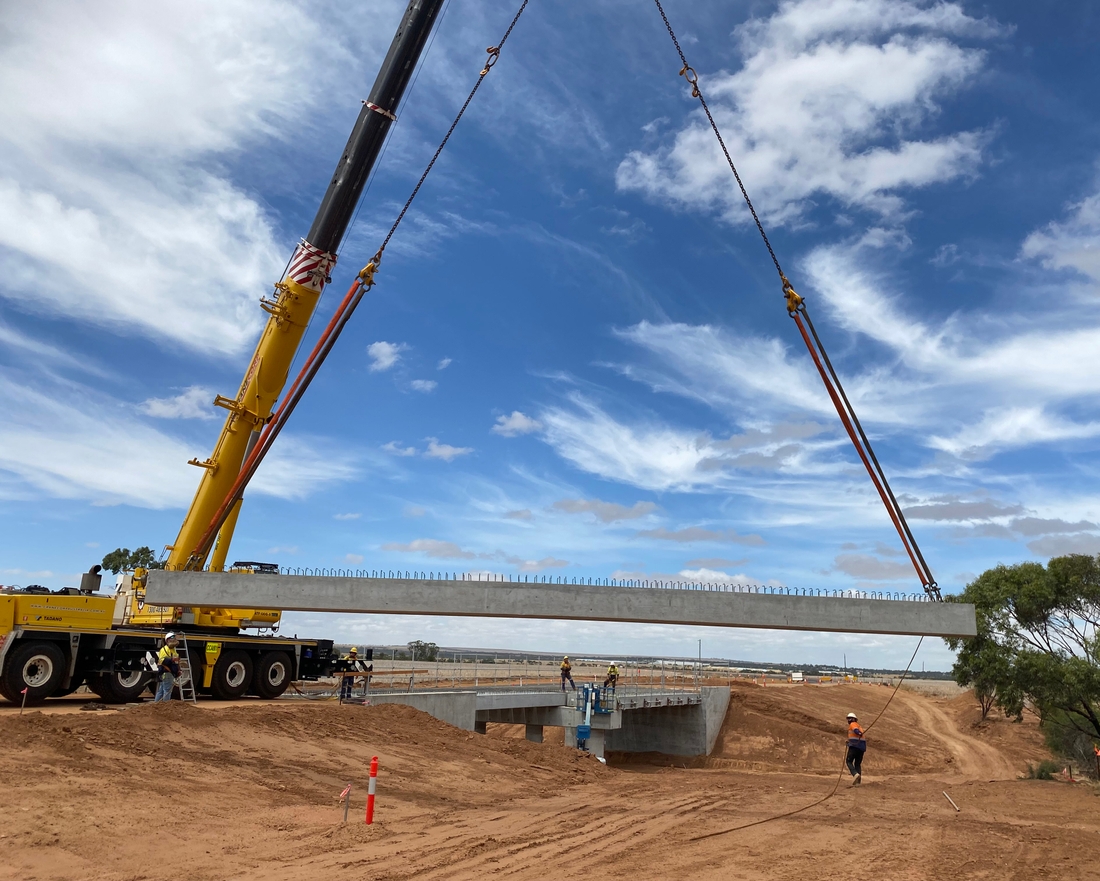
[365,755,378,824]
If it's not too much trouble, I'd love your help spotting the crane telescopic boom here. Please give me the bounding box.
[165,0,444,574]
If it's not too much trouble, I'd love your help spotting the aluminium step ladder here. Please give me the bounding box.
[175,634,198,704]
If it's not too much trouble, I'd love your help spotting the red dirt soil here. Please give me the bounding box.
[0,683,1096,880]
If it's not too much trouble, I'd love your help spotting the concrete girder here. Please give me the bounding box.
[145,571,977,637]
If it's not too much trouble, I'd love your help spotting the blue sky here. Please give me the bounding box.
[2,0,1098,670]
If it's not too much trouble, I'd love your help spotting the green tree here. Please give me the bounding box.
[946,554,1100,743]
[949,634,1013,720]
[407,640,439,662]
[101,546,164,574]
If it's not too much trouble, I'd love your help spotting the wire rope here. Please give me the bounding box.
[688,636,924,842]
[650,0,939,599]
[189,0,531,563]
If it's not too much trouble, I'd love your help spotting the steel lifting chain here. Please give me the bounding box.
[190,0,531,565]
[651,0,940,600]
[370,0,530,272]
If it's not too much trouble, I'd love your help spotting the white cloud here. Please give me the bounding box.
[0,320,109,377]
[492,411,543,437]
[437,358,452,370]
[605,217,1100,470]
[678,567,750,583]
[424,437,473,462]
[540,395,721,492]
[903,496,1024,522]
[381,539,476,560]
[0,1,382,354]
[615,322,830,420]
[344,553,364,565]
[410,379,437,393]
[0,373,356,508]
[367,341,407,372]
[505,509,533,520]
[1021,190,1100,283]
[928,407,1100,460]
[382,441,417,457]
[403,505,426,517]
[139,386,216,420]
[538,394,830,492]
[616,0,997,226]
[1027,534,1100,557]
[333,513,361,521]
[552,498,658,523]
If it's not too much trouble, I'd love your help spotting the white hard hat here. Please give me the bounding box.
[165,632,177,640]
[846,712,857,720]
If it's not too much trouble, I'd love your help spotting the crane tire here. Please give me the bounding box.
[252,652,293,699]
[3,641,65,704]
[211,650,253,700]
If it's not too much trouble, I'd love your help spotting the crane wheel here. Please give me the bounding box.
[211,650,253,700]
[252,652,293,699]
[89,669,152,704]
[3,641,65,705]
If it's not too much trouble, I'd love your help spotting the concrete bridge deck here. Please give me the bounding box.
[361,684,728,759]
[146,571,977,637]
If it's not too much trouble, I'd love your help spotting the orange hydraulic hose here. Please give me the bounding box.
[791,312,928,586]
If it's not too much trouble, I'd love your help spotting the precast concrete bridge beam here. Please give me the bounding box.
[145,571,977,637]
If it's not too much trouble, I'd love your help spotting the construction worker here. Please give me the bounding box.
[340,647,362,701]
[845,712,866,785]
[154,633,181,703]
[560,656,576,691]
[603,662,619,690]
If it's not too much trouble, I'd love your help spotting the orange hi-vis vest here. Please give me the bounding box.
[847,720,867,751]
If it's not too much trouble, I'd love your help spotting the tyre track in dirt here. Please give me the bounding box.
[889,689,1018,780]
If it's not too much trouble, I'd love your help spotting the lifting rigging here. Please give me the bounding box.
[186,0,941,601]
[0,0,953,710]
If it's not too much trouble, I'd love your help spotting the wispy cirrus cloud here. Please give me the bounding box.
[637,526,765,546]
[0,1,412,355]
[0,372,357,508]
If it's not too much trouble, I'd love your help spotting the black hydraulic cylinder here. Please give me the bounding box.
[306,0,445,255]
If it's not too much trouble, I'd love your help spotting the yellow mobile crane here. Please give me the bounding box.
[0,0,445,705]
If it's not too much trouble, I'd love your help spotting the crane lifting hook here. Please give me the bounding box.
[358,260,379,290]
[782,278,803,314]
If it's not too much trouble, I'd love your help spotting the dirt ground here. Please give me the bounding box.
[1,682,1096,881]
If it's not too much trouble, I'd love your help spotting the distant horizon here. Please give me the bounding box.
[334,641,955,676]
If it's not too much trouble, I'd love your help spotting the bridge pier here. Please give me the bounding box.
[525,724,544,743]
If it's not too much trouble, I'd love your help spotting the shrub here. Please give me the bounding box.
[1026,760,1062,780]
